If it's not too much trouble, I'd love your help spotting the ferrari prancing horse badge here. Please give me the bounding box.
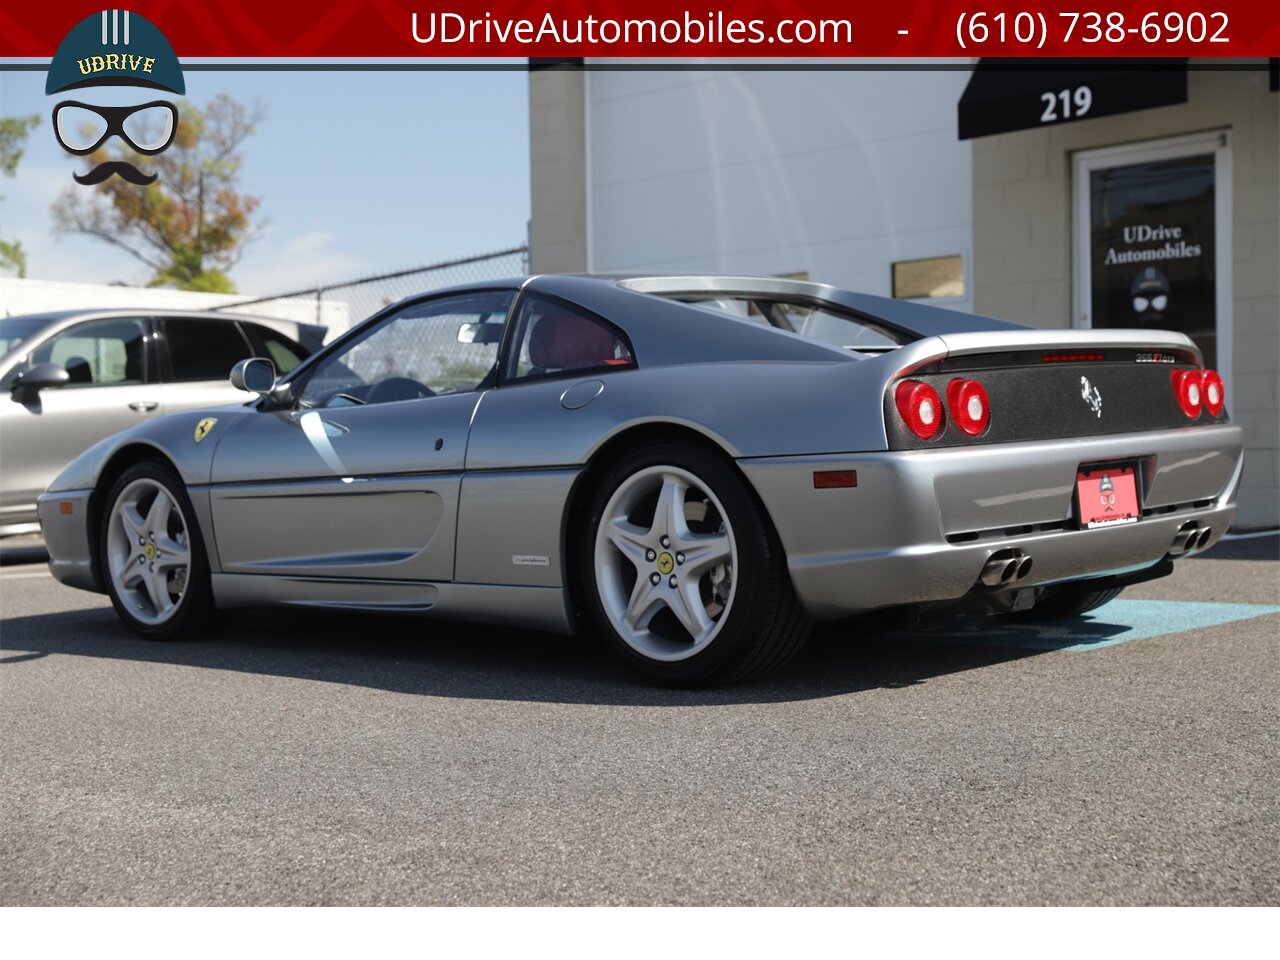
[194,417,217,443]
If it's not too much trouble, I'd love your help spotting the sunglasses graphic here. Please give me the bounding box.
[53,100,177,156]
[1133,294,1169,313]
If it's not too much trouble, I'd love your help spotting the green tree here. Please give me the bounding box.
[52,94,264,293]
[0,114,41,277]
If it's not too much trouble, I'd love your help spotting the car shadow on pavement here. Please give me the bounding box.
[1197,534,1279,562]
[0,604,1046,707]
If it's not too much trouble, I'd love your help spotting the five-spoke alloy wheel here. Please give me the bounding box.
[594,463,738,661]
[581,443,811,685]
[100,462,215,639]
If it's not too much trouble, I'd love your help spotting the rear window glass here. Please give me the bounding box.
[508,296,635,382]
[242,323,307,373]
[668,295,910,352]
[160,318,252,382]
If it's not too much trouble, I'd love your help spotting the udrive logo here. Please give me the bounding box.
[46,10,185,186]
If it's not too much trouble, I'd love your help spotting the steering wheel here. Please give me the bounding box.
[364,376,435,404]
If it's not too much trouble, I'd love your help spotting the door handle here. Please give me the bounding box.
[128,400,159,412]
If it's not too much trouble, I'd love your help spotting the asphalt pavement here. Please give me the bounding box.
[2,536,1276,905]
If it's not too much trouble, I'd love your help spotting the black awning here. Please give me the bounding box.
[958,59,1187,140]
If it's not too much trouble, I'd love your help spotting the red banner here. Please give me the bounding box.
[1,0,1277,58]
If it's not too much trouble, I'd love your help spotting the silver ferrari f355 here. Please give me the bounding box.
[38,275,1244,685]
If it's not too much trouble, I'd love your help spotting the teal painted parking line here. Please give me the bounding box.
[899,600,1280,652]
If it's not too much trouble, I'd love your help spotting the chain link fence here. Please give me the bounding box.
[213,245,528,341]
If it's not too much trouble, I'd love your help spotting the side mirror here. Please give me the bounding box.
[11,362,70,404]
[457,322,503,345]
[230,357,277,397]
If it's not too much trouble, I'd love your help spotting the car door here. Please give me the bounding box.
[154,316,262,412]
[0,316,158,523]
[206,290,516,582]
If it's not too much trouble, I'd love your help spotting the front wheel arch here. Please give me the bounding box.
[97,459,218,639]
[87,444,186,591]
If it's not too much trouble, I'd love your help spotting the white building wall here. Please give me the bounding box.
[585,65,975,313]
[0,277,351,339]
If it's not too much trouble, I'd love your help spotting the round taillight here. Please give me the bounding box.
[1202,370,1225,417]
[895,380,943,440]
[1172,369,1204,419]
[946,378,990,437]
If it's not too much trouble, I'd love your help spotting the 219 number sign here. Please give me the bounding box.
[1041,85,1093,123]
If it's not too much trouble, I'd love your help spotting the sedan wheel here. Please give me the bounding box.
[582,443,811,685]
[101,462,215,639]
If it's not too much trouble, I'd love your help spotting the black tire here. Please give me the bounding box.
[99,461,217,640]
[1023,584,1125,620]
[577,442,811,686]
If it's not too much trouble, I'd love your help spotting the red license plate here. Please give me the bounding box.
[1076,465,1140,529]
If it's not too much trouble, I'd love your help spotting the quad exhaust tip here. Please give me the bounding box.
[978,548,1033,588]
[977,521,1211,591]
[1169,522,1212,557]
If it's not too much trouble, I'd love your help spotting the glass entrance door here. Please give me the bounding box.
[1073,132,1232,385]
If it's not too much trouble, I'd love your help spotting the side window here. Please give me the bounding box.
[241,323,306,373]
[29,317,148,388]
[160,318,253,382]
[298,291,515,408]
[507,296,634,382]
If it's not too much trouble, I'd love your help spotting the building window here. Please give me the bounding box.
[892,255,965,300]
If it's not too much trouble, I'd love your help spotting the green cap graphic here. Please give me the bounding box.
[46,10,184,95]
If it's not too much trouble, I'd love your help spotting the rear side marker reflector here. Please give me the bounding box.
[813,470,857,489]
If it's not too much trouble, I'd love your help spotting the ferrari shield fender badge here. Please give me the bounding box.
[1080,376,1103,418]
[194,417,217,443]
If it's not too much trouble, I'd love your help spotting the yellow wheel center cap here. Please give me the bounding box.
[144,543,156,561]
[657,552,674,575]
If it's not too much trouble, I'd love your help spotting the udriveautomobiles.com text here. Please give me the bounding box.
[411,11,855,46]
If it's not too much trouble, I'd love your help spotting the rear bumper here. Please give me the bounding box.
[740,423,1244,620]
[36,488,100,592]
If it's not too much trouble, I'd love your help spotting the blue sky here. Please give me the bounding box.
[0,67,530,294]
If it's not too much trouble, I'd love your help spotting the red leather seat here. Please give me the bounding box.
[528,311,617,371]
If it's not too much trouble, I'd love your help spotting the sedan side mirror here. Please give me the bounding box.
[230,357,277,397]
[11,362,70,404]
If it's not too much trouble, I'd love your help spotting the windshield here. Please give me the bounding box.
[667,295,912,352]
[0,316,53,357]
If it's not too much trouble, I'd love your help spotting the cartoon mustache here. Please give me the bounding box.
[73,161,157,186]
